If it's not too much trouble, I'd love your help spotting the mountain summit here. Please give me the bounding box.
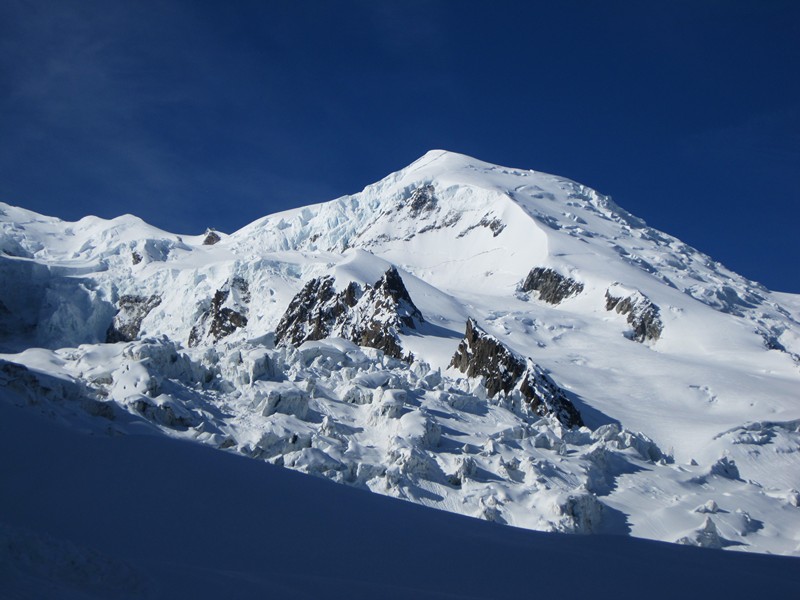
[1,151,799,555]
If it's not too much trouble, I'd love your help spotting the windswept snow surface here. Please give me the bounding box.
[2,401,799,599]
[1,150,799,573]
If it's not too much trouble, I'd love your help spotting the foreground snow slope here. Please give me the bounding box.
[1,149,799,559]
[2,401,799,600]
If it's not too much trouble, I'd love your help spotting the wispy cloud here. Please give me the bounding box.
[0,1,317,230]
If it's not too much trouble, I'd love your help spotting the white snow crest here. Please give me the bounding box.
[1,151,799,557]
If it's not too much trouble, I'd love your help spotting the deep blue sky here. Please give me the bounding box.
[1,1,798,291]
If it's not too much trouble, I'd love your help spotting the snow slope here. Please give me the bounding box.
[2,401,800,600]
[1,150,799,564]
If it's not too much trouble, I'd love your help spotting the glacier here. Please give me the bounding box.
[1,149,799,585]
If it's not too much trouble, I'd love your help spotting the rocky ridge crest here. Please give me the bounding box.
[449,318,583,428]
[275,266,423,360]
[605,285,663,343]
[521,267,584,304]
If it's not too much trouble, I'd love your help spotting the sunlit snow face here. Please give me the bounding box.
[1,151,799,558]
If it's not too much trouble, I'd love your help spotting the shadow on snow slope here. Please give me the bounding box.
[1,399,799,600]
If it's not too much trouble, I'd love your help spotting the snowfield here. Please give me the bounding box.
[3,400,799,599]
[1,150,799,594]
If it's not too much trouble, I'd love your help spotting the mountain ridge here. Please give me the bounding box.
[1,150,799,557]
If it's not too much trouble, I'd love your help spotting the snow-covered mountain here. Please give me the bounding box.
[2,149,799,558]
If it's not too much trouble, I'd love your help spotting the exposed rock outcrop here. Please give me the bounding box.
[450,318,525,397]
[275,266,423,361]
[106,295,161,343]
[605,285,663,342]
[275,277,358,344]
[478,216,505,237]
[202,229,221,246]
[207,289,248,340]
[457,214,506,238]
[521,267,584,304]
[355,266,424,331]
[519,366,584,429]
[407,184,437,217]
[275,267,424,360]
[189,278,249,346]
[449,318,583,428]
